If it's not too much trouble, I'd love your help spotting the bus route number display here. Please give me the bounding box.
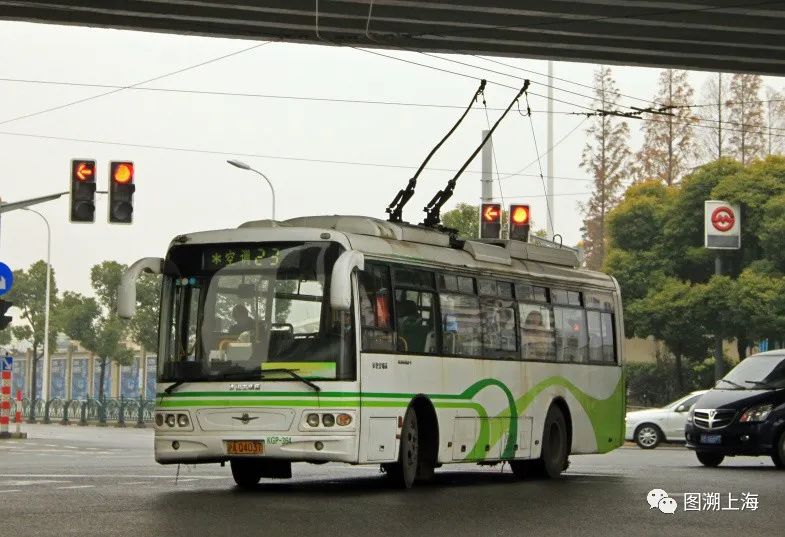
[203,246,280,270]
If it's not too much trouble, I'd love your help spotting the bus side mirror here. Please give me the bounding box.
[330,250,364,312]
[118,257,164,319]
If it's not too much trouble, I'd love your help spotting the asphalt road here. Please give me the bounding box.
[0,425,781,537]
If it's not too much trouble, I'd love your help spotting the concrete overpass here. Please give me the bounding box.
[1,1,785,76]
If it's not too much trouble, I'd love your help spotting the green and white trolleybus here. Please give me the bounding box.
[119,215,625,488]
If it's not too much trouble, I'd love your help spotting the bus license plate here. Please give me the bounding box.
[226,440,264,455]
[700,434,722,445]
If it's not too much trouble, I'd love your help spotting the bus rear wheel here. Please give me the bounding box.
[514,405,568,479]
[230,459,262,489]
[383,407,421,489]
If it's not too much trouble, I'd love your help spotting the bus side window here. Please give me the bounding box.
[587,310,603,362]
[395,289,436,354]
[601,311,616,362]
[358,265,395,352]
[440,292,482,357]
[519,303,556,361]
[554,306,588,362]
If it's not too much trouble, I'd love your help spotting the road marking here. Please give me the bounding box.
[57,485,95,490]
[0,480,71,486]
[118,481,149,485]
[0,489,21,493]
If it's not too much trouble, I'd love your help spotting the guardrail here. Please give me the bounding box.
[12,396,156,427]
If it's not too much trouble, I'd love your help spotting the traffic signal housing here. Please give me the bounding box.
[70,159,96,223]
[109,161,135,224]
[0,299,11,331]
[509,204,531,242]
[480,203,502,239]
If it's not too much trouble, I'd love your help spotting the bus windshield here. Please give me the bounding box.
[158,241,354,383]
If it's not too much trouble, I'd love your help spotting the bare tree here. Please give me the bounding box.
[634,69,697,185]
[696,73,730,161]
[765,87,785,156]
[727,73,765,164]
[579,66,631,271]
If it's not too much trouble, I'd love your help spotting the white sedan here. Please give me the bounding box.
[625,390,707,449]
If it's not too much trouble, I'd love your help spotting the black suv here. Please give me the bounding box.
[684,351,785,468]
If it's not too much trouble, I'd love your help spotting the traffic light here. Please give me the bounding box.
[480,203,501,239]
[70,159,96,223]
[109,161,135,224]
[0,299,11,331]
[509,204,531,242]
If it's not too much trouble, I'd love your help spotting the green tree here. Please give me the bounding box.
[59,262,134,401]
[627,278,709,393]
[4,261,58,405]
[129,272,162,353]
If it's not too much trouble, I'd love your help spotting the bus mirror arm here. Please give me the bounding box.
[330,250,364,312]
[117,257,164,319]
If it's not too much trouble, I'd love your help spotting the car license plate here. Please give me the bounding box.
[700,434,722,445]
[226,440,264,455]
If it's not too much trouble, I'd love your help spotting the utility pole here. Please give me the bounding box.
[714,253,725,380]
[546,61,555,239]
[481,129,493,204]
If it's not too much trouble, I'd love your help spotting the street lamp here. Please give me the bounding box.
[21,208,52,412]
[226,160,276,220]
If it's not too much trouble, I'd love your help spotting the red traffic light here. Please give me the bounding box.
[511,205,530,225]
[509,204,531,242]
[111,162,134,184]
[481,203,501,223]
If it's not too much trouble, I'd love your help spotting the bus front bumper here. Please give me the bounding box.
[154,433,358,464]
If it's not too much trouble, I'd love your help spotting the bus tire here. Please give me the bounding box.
[696,452,724,467]
[230,459,262,489]
[383,407,420,489]
[533,405,569,479]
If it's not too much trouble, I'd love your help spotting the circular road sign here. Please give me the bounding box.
[0,262,13,297]
[711,206,736,233]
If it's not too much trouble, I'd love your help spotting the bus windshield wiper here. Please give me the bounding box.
[215,367,321,392]
[260,368,321,392]
[716,378,745,389]
[744,380,777,389]
[164,380,186,395]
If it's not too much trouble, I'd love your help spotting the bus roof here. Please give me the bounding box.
[176,215,615,290]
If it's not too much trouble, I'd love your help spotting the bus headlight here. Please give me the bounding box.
[165,414,176,428]
[306,413,320,427]
[177,414,190,427]
[336,413,353,426]
[322,413,335,427]
[155,413,164,427]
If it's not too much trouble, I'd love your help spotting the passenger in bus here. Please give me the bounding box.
[228,304,254,336]
[525,310,543,327]
[396,299,429,353]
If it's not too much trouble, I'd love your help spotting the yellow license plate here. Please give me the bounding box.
[226,440,264,455]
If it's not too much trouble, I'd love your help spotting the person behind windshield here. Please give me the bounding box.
[228,304,254,336]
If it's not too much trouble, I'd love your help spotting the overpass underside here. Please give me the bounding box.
[1,1,784,75]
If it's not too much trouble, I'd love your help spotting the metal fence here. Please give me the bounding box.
[12,396,156,427]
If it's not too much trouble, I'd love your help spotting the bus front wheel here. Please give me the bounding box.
[383,407,420,489]
[230,459,262,489]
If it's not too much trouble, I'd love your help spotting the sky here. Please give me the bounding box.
[0,20,783,300]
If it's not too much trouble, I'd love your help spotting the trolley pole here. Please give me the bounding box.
[481,129,493,204]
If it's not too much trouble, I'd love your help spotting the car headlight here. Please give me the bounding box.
[686,409,694,423]
[739,404,773,423]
